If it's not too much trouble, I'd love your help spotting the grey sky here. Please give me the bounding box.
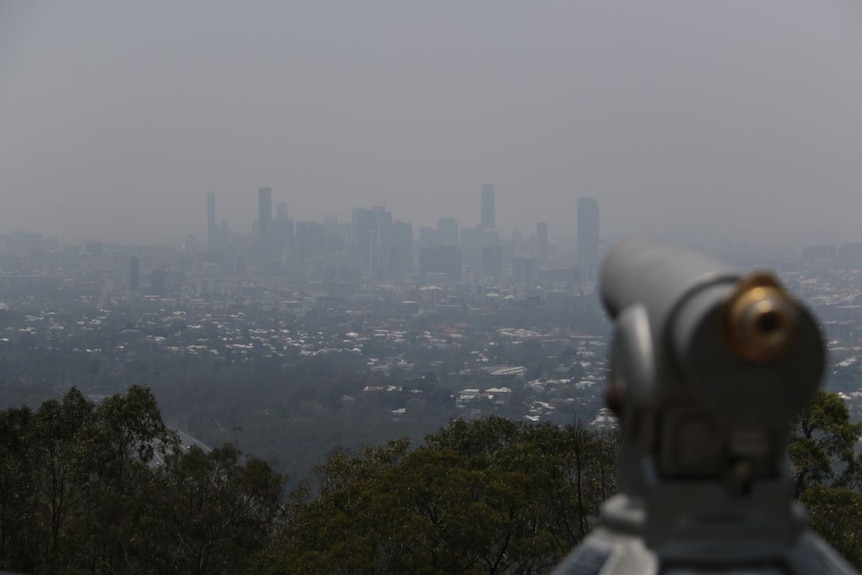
[1,1,861,246]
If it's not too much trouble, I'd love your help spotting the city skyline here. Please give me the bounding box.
[2,2,861,247]
[206,183,575,245]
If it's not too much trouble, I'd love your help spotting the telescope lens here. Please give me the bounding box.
[755,309,782,337]
[724,275,798,362]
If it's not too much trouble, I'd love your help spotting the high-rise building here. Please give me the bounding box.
[419,245,461,282]
[207,193,217,247]
[438,217,459,246]
[513,257,537,285]
[510,229,525,258]
[537,221,549,262]
[272,217,294,257]
[324,216,346,255]
[294,221,325,259]
[481,183,495,230]
[129,255,140,293]
[270,203,293,258]
[419,226,441,249]
[351,206,393,280]
[460,226,482,271]
[150,268,167,296]
[388,220,414,281]
[481,245,503,279]
[577,197,600,274]
[258,187,272,245]
[276,202,288,221]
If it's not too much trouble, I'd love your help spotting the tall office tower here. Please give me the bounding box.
[388,220,414,281]
[324,215,345,255]
[438,217,459,246]
[419,245,461,282]
[460,226,482,270]
[294,221,326,259]
[272,217,294,257]
[258,187,272,244]
[510,229,525,258]
[513,257,537,285]
[537,221,549,262]
[206,193,217,247]
[150,268,167,296]
[481,245,503,279]
[577,197,600,274]
[129,255,140,293]
[480,183,495,230]
[273,201,292,257]
[419,226,441,249]
[351,206,392,279]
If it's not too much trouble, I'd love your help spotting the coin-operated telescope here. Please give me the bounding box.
[552,239,858,575]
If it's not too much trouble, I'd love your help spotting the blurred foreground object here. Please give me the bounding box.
[552,239,858,575]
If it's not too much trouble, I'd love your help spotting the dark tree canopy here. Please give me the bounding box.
[1,388,860,574]
[257,417,617,575]
[0,386,285,575]
[789,391,862,568]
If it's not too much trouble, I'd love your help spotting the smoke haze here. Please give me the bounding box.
[1,0,861,246]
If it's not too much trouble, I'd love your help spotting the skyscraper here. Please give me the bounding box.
[258,187,272,245]
[438,217,459,246]
[480,183,495,230]
[389,220,414,281]
[351,206,393,279]
[577,197,600,274]
[294,221,326,259]
[537,221,549,262]
[206,193,217,247]
[150,268,167,296]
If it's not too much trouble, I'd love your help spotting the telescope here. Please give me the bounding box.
[552,239,858,574]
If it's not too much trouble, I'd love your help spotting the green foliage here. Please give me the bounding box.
[789,391,862,497]
[789,391,862,570]
[5,394,614,575]
[0,405,39,572]
[800,486,862,567]
[19,388,862,573]
[258,417,617,575]
[143,444,284,574]
[0,386,285,575]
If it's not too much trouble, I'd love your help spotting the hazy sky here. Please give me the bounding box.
[1,1,861,247]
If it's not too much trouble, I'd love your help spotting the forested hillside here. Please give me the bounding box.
[0,387,859,574]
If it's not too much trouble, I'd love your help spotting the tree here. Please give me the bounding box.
[261,417,618,575]
[789,391,862,571]
[149,444,285,575]
[0,385,290,575]
[31,387,94,573]
[65,385,178,574]
[789,391,862,497]
[800,486,862,567]
[0,405,39,572]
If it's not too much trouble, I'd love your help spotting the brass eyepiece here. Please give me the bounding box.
[723,273,798,362]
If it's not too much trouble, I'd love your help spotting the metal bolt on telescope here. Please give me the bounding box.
[552,239,858,575]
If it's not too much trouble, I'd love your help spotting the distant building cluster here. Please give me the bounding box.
[789,242,862,346]
[197,183,601,293]
[0,186,605,308]
[6,197,862,429]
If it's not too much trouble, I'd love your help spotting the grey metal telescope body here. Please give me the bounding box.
[552,239,858,575]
